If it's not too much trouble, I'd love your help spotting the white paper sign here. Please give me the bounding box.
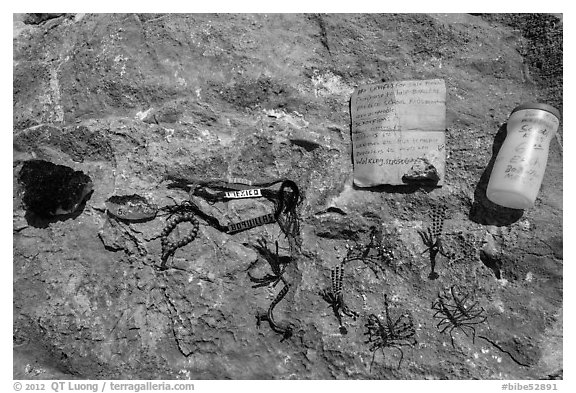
[351,79,447,187]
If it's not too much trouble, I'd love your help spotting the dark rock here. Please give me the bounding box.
[480,247,503,279]
[18,160,93,217]
[402,157,440,184]
[12,13,562,380]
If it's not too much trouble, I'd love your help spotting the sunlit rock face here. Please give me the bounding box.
[13,13,562,380]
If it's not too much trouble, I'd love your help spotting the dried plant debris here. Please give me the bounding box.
[343,226,394,278]
[319,263,358,334]
[364,295,417,371]
[18,160,93,217]
[431,285,487,348]
[418,204,453,279]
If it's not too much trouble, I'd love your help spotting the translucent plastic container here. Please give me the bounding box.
[486,103,561,209]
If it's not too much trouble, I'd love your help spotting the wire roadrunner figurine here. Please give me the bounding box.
[256,283,294,342]
[418,205,453,279]
[319,263,358,334]
[250,239,294,342]
[364,294,417,371]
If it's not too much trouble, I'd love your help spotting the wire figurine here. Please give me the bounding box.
[418,205,453,279]
[430,285,530,366]
[431,285,487,348]
[248,239,290,288]
[256,283,294,342]
[364,294,417,371]
[343,226,394,278]
[319,263,358,334]
[249,239,294,342]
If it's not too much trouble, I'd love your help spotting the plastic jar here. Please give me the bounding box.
[486,103,561,209]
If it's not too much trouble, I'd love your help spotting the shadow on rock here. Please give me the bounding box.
[24,195,92,229]
[17,160,94,228]
[469,123,524,226]
[479,248,503,279]
[352,183,439,195]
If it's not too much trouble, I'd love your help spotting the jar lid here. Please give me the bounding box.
[511,103,561,120]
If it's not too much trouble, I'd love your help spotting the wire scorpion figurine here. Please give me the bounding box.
[319,263,358,335]
[364,294,417,371]
[431,285,487,348]
[418,205,453,279]
[431,286,531,366]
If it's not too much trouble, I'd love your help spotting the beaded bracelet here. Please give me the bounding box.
[159,211,199,270]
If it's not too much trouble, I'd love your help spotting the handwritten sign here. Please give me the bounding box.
[351,79,447,186]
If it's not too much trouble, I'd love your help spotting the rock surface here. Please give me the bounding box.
[13,13,562,380]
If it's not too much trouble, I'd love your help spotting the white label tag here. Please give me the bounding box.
[224,189,263,199]
[227,213,276,233]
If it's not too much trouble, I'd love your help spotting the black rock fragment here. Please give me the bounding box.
[18,160,93,217]
[402,157,440,184]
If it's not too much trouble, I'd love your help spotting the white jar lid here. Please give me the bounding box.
[511,102,561,120]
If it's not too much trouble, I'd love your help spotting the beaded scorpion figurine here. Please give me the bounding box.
[418,205,453,279]
[319,263,358,334]
[431,285,487,348]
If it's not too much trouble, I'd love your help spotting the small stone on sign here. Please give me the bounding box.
[402,158,440,184]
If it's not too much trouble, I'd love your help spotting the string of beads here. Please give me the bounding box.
[160,212,199,268]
